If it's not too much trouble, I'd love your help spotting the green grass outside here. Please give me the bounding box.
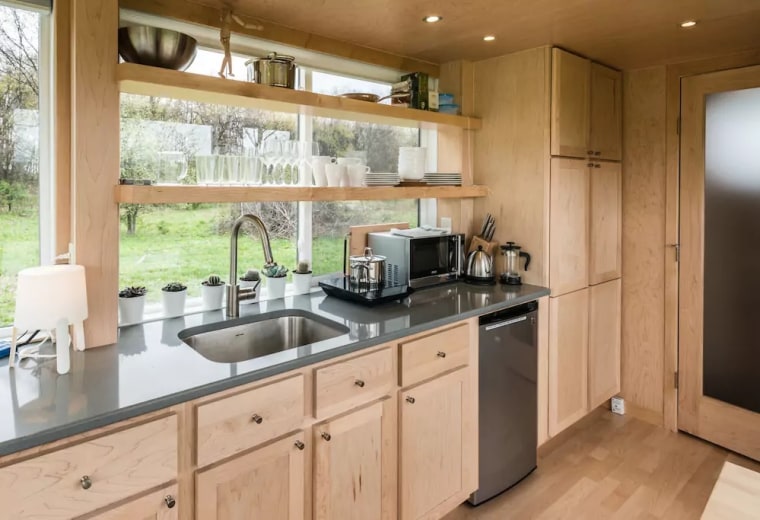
[0,212,39,325]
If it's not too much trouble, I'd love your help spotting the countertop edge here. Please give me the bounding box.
[0,287,549,457]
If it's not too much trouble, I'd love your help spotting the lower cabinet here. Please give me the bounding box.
[399,368,473,520]
[588,278,622,410]
[96,485,179,520]
[548,288,589,437]
[195,431,306,520]
[313,400,391,520]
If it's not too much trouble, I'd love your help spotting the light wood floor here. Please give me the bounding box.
[444,409,760,520]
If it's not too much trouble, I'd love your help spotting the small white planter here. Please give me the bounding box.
[162,289,187,317]
[292,272,313,295]
[118,295,145,324]
[201,284,225,310]
[240,278,261,304]
[265,275,287,299]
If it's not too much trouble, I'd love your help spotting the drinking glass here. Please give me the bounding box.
[157,151,188,184]
[195,155,217,185]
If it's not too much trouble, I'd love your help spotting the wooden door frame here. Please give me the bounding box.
[663,48,760,432]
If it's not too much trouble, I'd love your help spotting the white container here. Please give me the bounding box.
[292,272,313,295]
[201,284,225,310]
[118,295,145,324]
[398,146,427,180]
[162,289,187,317]
[311,156,333,187]
[347,164,370,187]
[240,278,261,304]
[265,275,287,299]
[325,163,345,187]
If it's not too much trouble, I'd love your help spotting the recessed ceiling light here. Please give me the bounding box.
[423,15,442,23]
[483,35,496,42]
[680,20,697,28]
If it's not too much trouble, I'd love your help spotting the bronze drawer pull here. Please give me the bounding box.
[80,476,92,490]
[251,414,263,424]
[406,396,416,404]
[164,495,176,509]
[437,351,446,358]
[354,379,366,388]
[294,440,305,450]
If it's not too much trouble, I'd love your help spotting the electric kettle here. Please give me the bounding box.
[465,246,495,285]
[499,241,531,285]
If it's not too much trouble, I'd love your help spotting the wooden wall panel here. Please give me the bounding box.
[54,0,71,256]
[71,0,120,347]
[621,67,667,416]
[472,47,552,286]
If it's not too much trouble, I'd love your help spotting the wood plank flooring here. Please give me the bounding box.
[444,408,760,520]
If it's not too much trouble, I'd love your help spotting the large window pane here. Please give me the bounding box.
[0,5,41,326]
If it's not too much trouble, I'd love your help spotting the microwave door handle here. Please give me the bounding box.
[456,235,462,275]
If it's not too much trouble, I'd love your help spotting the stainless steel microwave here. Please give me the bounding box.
[368,231,464,288]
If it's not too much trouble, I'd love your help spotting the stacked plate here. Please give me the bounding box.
[364,173,401,186]
[424,173,462,186]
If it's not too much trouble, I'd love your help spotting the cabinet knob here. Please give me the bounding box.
[587,162,595,168]
[406,396,416,404]
[321,432,332,441]
[587,150,594,155]
[594,164,601,168]
[164,495,176,509]
[294,440,305,450]
[251,414,263,424]
[437,351,446,358]
[594,151,601,156]
[354,379,365,388]
[80,475,92,490]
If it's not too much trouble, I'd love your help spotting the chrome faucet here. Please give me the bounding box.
[227,214,275,317]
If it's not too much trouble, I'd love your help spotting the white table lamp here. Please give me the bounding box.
[10,265,88,374]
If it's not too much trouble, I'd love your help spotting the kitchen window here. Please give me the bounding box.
[118,48,426,322]
[0,2,52,330]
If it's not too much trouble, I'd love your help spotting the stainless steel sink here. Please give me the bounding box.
[178,310,348,363]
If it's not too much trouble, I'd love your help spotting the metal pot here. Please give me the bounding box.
[349,247,386,287]
[245,52,297,88]
[465,245,495,285]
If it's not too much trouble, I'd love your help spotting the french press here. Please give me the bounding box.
[499,242,531,285]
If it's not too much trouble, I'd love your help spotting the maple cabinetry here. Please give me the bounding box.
[588,279,622,410]
[551,48,622,161]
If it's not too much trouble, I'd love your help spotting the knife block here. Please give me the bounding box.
[468,236,500,256]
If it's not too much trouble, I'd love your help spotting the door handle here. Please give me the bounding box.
[484,315,527,331]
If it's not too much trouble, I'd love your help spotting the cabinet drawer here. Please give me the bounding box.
[400,323,470,386]
[0,415,177,519]
[314,347,393,419]
[196,374,304,467]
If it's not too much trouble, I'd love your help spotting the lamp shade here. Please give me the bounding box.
[14,265,88,331]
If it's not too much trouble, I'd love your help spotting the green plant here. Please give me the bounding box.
[202,274,223,286]
[240,269,260,281]
[118,286,147,298]
[295,260,311,274]
[162,282,187,292]
[262,263,288,278]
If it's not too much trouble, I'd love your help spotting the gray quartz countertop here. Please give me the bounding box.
[0,282,549,457]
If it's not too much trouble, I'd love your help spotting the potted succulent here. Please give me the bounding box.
[239,268,261,304]
[118,286,147,324]
[201,274,225,310]
[292,260,313,295]
[262,263,288,299]
[161,281,187,317]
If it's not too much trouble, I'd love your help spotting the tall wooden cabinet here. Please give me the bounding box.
[588,279,622,410]
[589,162,622,284]
[589,63,623,161]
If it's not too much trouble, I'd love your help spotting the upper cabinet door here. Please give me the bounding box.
[551,48,591,159]
[550,158,590,296]
[589,162,622,284]
[589,63,623,161]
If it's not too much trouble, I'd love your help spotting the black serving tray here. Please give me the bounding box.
[319,277,414,306]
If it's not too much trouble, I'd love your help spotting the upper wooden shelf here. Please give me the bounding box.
[115,185,489,204]
[117,63,482,130]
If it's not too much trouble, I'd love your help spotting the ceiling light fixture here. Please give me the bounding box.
[680,20,697,28]
[483,35,496,42]
[423,15,442,23]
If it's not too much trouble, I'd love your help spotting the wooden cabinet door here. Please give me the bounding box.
[314,400,393,520]
[550,158,590,296]
[196,431,306,520]
[549,289,589,436]
[399,368,473,520]
[589,161,622,284]
[589,63,622,161]
[588,279,621,410]
[96,485,179,520]
[551,48,590,158]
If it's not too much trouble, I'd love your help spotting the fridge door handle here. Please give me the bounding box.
[484,315,528,331]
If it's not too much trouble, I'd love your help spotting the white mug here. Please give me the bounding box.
[325,163,345,187]
[347,164,370,187]
[311,156,333,187]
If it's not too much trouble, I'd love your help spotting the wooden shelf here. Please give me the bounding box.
[117,63,482,130]
[115,184,489,204]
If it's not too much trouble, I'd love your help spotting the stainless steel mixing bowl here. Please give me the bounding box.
[118,26,197,71]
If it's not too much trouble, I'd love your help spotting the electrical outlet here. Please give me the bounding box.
[610,396,625,415]
[440,217,452,233]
